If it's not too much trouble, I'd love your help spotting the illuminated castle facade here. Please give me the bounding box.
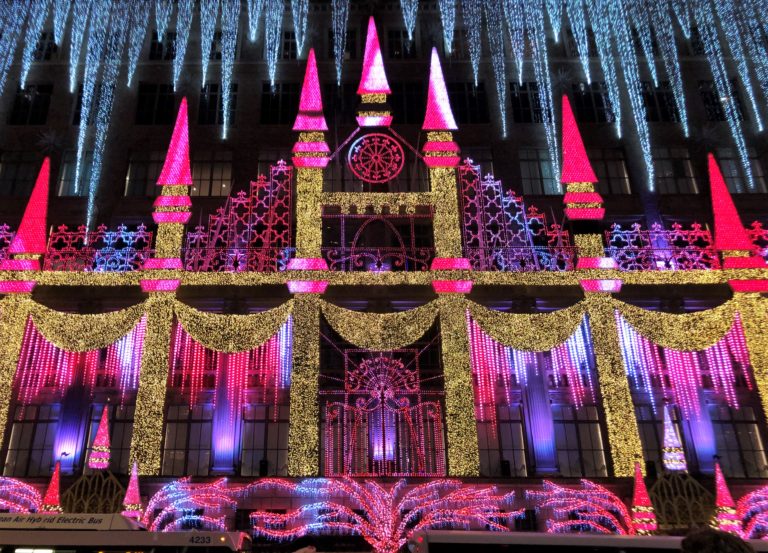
[0,1,767,547]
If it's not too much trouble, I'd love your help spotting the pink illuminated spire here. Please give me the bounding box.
[8,157,50,255]
[358,17,391,95]
[561,95,597,184]
[632,462,652,508]
[157,98,192,186]
[632,461,657,535]
[122,461,143,519]
[708,153,754,252]
[87,406,111,470]
[662,404,687,472]
[293,48,328,132]
[713,462,742,535]
[715,462,736,509]
[41,461,62,513]
[422,47,457,131]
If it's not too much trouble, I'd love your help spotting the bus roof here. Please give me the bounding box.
[0,530,250,551]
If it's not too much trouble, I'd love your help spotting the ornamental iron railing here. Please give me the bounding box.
[44,224,153,272]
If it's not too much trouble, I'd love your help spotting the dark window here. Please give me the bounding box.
[689,27,706,56]
[389,82,426,124]
[699,80,745,122]
[635,404,688,476]
[510,82,542,123]
[135,82,176,124]
[447,82,489,124]
[388,29,416,59]
[57,151,93,196]
[565,27,598,58]
[162,405,213,476]
[322,83,357,125]
[191,151,233,197]
[716,147,768,193]
[3,405,59,477]
[241,404,290,476]
[327,29,356,60]
[653,148,699,194]
[198,83,237,125]
[149,31,176,60]
[570,82,615,123]
[209,31,223,60]
[588,148,632,194]
[73,83,108,126]
[0,152,40,196]
[447,29,469,60]
[553,404,608,478]
[643,81,680,122]
[33,31,58,61]
[477,403,527,477]
[124,151,165,197]
[519,148,559,195]
[8,84,53,125]
[260,82,299,125]
[710,404,768,479]
[281,31,297,60]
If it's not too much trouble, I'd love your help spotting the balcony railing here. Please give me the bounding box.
[748,221,768,262]
[321,246,434,272]
[183,246,294,272]
[465,246,577,272]
[43,224,153,272]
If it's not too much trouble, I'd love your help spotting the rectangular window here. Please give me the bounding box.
[33,31,58,61]
[587,148,632,194]
[85,405,134,474]
[162,404,213,476]
[447,82,490,124]
[327,29,356,60]
[447,29,470,60]
[260,82,299,125]
[72,83,109,126]
[389,82,426,124]
[689,27,706,56]
[477,403,527,477]
[256,148,292,177]
[198,83,237,125]
[553,404,608,478]
[510,82,542,123]
[209,31,223,60]
[716,147,768,193]
[281,31,297,60]
[191,150,233,197]
[699,80,745,122]
[643,81,680,123]
[3,405,59,477]
[8,84,53,125]
[135,82,176,124]
[124,151,165,196]
[57,151,93,196]
[653,148,699,194]
[571,82,615,123]
[149,31,176,60]
[519,148,559,195]
[462,147,495,176]
[565,27,598,58]
[322,83,357,125]
[388,29,416,59]
[710,405,768,478]
[635,404,688,476]
[0,152,40,196]
[240,404,290,476]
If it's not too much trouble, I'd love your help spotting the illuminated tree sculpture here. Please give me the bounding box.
[251,478,519,553]
[631,462,657,535]
[121,462,143,520]
[738,484,768,539]
[712,462,742,536]
[0,477,42,512]
[87,406,111,470]
[527,480,636,535]
[41,462,63,513]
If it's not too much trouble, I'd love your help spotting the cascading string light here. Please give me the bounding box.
[584,0,622,138]
[735,0,768,120]
[0,0,29,97]
[437,0,455,54]
[247,0,264,41]
[484,0,507,138]
[399,0,419,42]
[544,0,563,41]
[627,0,659,87]
[503,0,525,85]
[52,0,71,45]
[650,0,689,137]
[221,0,240,140]
[172,0,194,91]
[200,0,220,87]
[19,0,51,89]
[331,0,349,85]
[671,0,692,38]
[68,0,91,94]
[290,0,308,56]
[461,0,481,87]
[126,0,150,87]
[565,0,591,84]
[154,0,174,41]
[264,0,283,86]
[692,0,755,191]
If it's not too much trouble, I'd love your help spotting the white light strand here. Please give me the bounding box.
[172,0,194,90]
[545,0,563,41]
[126,0,150,87]
[53,0,71,44]
[565,0,591,84]
[627,0,659,87]
[461,0,481,87]
[738,0,768,121]
[484,0,507,138]
[247,0,264,41]
[200,0,220,86]
[290,0,308,56]
[154,0,173,41]
[400,0,419,42]
[606,0,654,191]
[221,0,240,140]
[331,0,349,85]
[68,0,91,93]
[525,0,560,187]
[671,0,692,38]
[650,0,689,137]
[713,0,763,132]
[0,0,29,97]
[503,0,526,85]
[86,0,130,230]
[20,0,52,89]
[438,0,455,54]
[585,0,622,138]
[692,0,755,191]
[264,0,283,86]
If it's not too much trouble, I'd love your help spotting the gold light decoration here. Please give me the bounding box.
[286,294,321,476]
[0,294,32,449]
[295,168,324,258]
[734,293,768,424]
[322,192,431,214]
[320,299,438,350]
[174,299,293,352]
[154,223,185,259]
[429,167,464,258]
[437,294,480,476]
[574,233,605,258]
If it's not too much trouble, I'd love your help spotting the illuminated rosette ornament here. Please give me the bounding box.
[712,462,742,535]
[661,404,687,472]
[631,462,657,535]
[87,406,111,470]
[41,462,63,514]
[121,462,143,520]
